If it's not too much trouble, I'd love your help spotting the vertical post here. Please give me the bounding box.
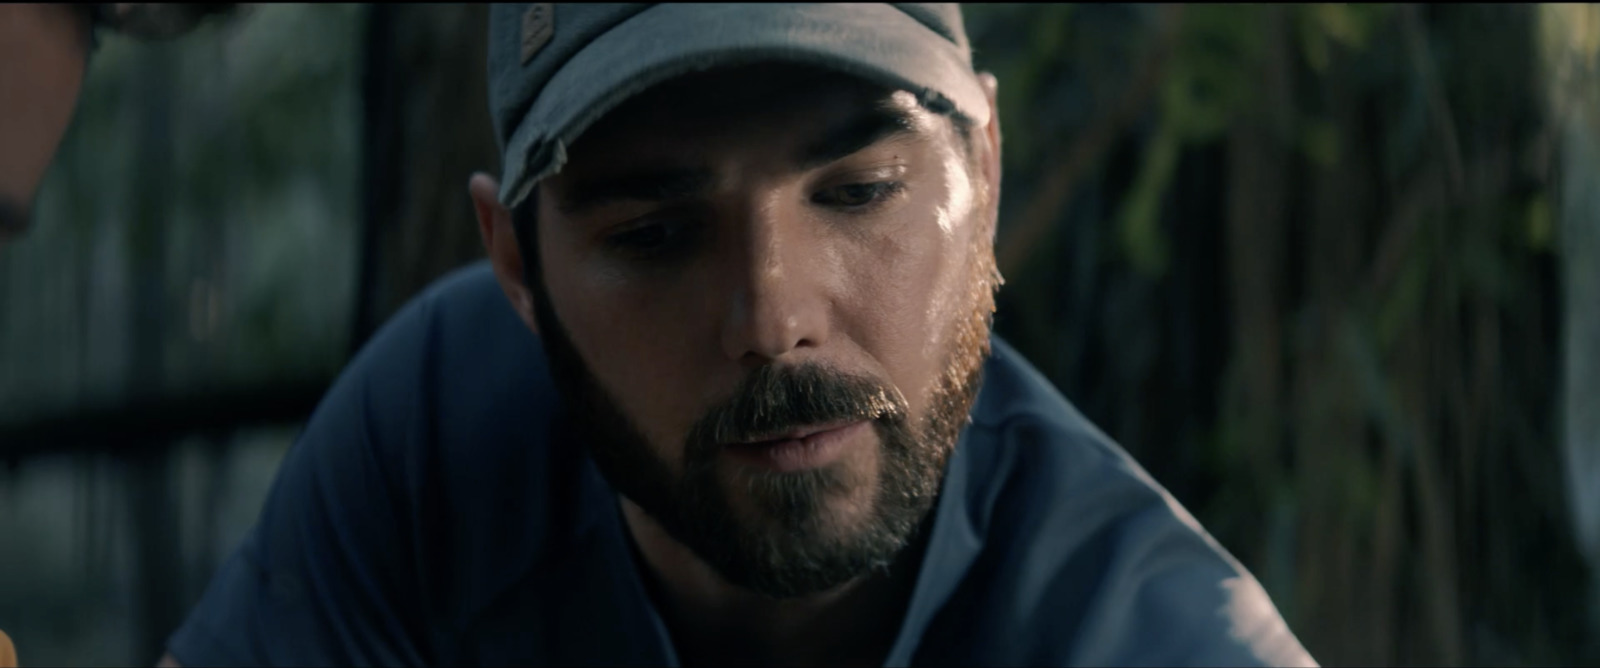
[1222,2,1292,599]
[351,2,397,356]
[351,3,499,355]
[1540,4,1600,659]
[1561,114,1600,662]
[124,42,181,664]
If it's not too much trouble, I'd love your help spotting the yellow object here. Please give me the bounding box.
[0,628,15,667]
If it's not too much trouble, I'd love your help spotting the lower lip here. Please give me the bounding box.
[724,421,870,473]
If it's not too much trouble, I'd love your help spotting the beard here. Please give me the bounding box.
[529,238,1000,600]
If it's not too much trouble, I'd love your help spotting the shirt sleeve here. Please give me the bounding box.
[1048,447,1319,667]
[165,306,435,666]
[1093,507,1320,667]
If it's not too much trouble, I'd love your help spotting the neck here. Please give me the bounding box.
[619,497,924,667]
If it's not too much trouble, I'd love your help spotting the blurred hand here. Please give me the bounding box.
[0,3,91,245]
[0,628,16,667]
[0,3,239,248]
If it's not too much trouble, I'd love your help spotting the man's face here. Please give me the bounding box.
[524,63,1001,599]
[0,4,91,242]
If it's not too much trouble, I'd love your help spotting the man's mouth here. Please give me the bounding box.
[735,419,863,446]
[723,420,870,473]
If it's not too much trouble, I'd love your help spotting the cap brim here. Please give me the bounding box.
[498,3,989,208]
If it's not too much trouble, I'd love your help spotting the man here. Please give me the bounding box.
[0,3,232,245]
[164,4,1317,666]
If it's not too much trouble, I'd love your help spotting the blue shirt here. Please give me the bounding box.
[167,261,1316,667]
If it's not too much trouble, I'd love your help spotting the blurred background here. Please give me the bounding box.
[0,3,1596,666]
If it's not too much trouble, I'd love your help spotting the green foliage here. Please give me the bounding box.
[1298,4,1391,73]
[1168,5,1266,142]
[1458,209,1520,307]
[1525,194,1554,252]
[1110,4,1395,275]
[982,4,1585,665]
[1299,119,1341,169]
[1342,316,1414,468]
[965,3,1077,184]
[1027,4,1074,57]
[1115,122,1178,278]
[1377,245,1431,352]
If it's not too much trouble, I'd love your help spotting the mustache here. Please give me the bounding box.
[685,362,909,449]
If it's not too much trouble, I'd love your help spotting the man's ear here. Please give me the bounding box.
[976,71,1002,219]
[468,172,540,336]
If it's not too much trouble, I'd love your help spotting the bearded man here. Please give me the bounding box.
[162,5,1316,666]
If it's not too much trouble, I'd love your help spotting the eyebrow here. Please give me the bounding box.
[557,167,714,216]
[555,106,922,217]
[794,106,920,171]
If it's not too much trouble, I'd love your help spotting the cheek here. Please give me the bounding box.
[835,194,975,415]
[542,250,713,461]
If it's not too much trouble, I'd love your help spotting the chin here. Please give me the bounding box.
[718,453,883,537]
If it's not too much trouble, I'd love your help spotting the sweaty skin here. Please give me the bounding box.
[0,4,90,243]
[471,63,1003,667]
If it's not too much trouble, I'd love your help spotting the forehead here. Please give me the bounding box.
[557,63,944,171]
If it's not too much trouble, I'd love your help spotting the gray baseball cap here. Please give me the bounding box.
[487,3,989,210]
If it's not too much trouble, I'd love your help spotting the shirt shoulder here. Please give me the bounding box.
[166,261,589,666]
[383,263,673,665]
[925,338,1316,667]
[359,260,591,623]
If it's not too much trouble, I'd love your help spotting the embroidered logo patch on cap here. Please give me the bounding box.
[521,3,554,65]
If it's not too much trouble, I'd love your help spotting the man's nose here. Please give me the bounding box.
[718,212,830,366]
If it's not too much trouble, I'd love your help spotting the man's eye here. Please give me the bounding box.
[813,182,905,209]
[604,220,693,258]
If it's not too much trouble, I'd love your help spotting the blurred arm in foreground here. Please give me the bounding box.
[0,3,235,246]
[2,6,235,667]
